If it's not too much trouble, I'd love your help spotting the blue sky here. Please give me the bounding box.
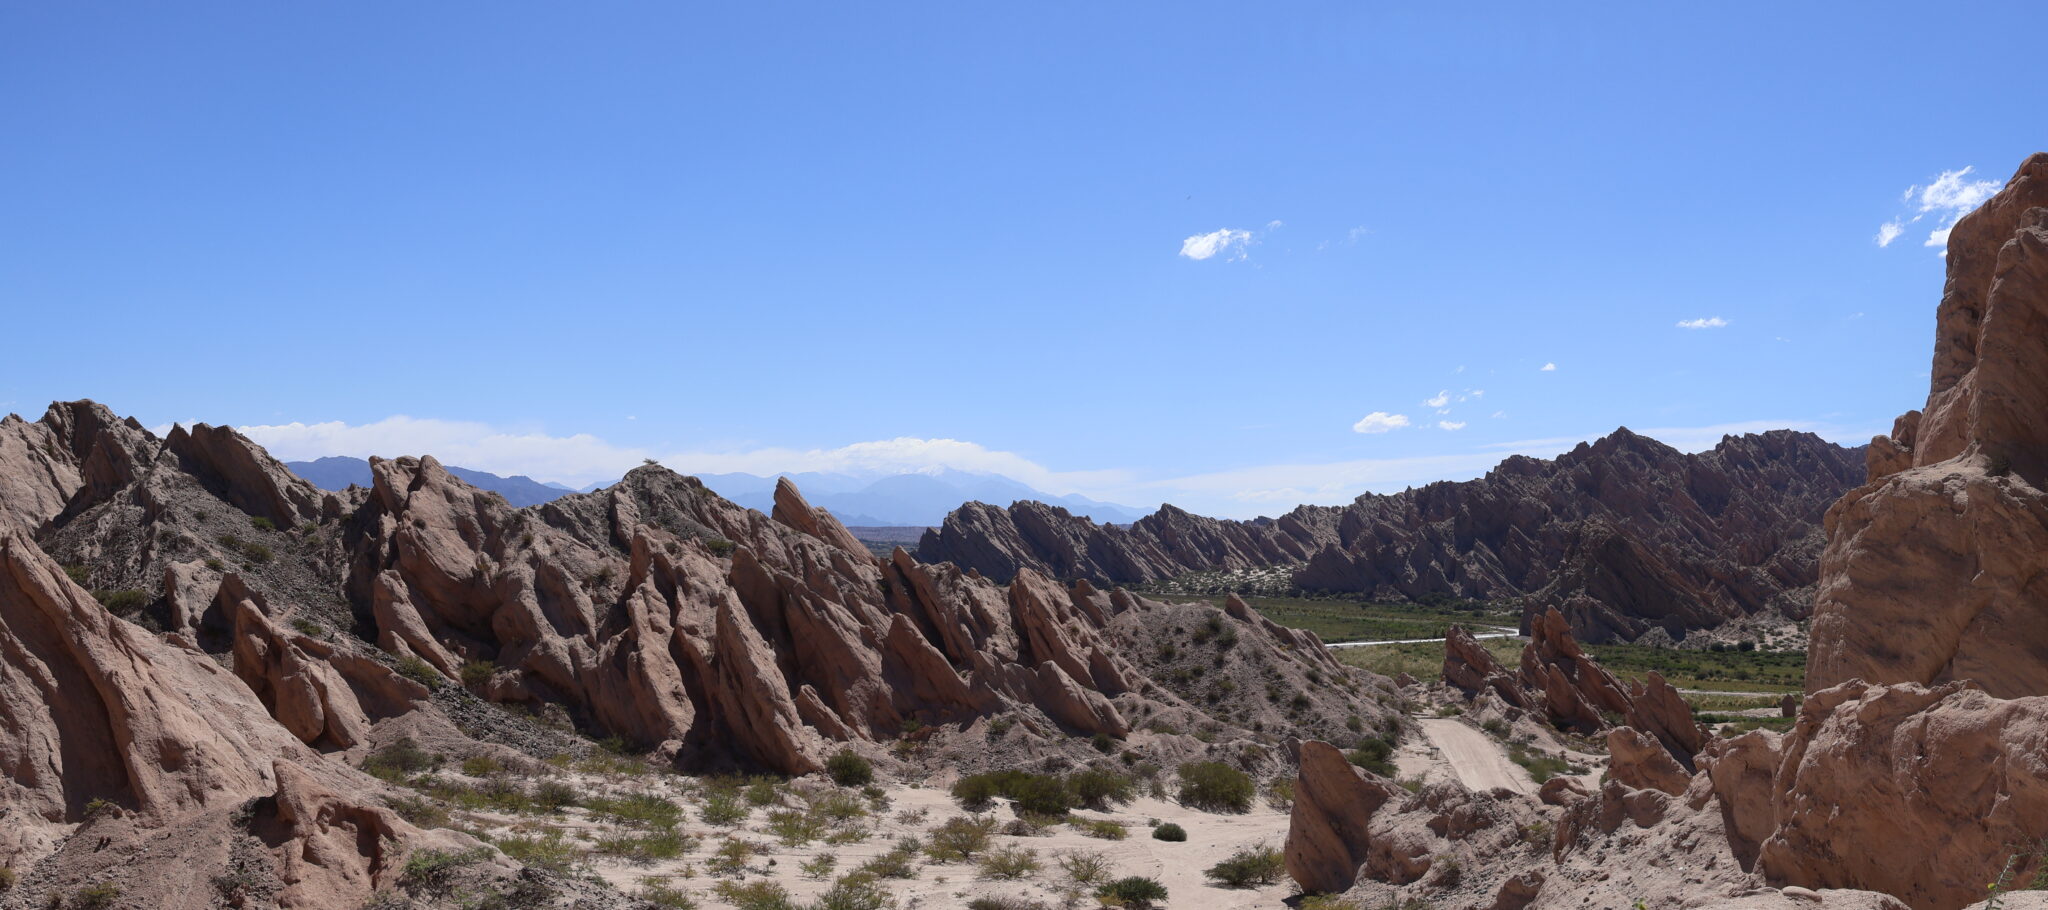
[3,2,2041,518]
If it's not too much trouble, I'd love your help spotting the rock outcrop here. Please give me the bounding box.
[1441,609,1706,769]
[1809,153,2048,698]
[922,429,1864,642]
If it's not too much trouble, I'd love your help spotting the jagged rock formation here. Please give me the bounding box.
[1809,152,2048,698]
[0,397,1397,905]
[1441,609,1706,769]
[921,429,1864,642]
[1282,729,1910,910]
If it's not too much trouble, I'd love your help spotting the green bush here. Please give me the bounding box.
[1176,761,1254,813]
[587,793,683,829]
[825,749,874,787]
[1096,876,1168,909]
[699,791,748,826]
[1204,845,1286,887]
[951,770,1074,816]
[1346,736,1397,776]
[0,867,14,891]
[394,656,442,689]
[1075,819,1127,840]
[497,828,580,875]
[1068,768,1135,810]
[364,738,440,782]
[250,516,276,531]
[459,659,496,688]
[66,883,122,910]
[926,815,998,862]
[1151,822,1187,842]
[63,564,90,585]
[711,880,795,910]
[93,589,149,614]
[811,876,892,910]
[978,844,1042,880]
[400,847,490,897]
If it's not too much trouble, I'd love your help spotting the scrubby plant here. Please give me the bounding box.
[811,875,893,910]
[634,876,697,909]
[93,589,149,614]
[705,838,759,878]
[700,791,749,826]
[1095,876,1168,909]
[400,847,491,898]
[394,656,442,689]
[588,792,683,829]
[711,880,796,910]
[497,828,580,875]
[460,755,502,777]
[765,808,824,846]
[1346,736,1397,776]
[364,738,440,782]
[1204,845,1286,887]
[978,844,1041,880]
[1176,761,1254,812]
[855,843,919,879]
[66,883,122,910]
[950,770,1073,815]
[459,659,496,688]
[1265,776,1296,809]
[1056,850,1114,886]
[825,749,874,787]
[925,815,998,862]
[594,828,694,864]
[1075,818,1127,840]
[1067,768,1135,810]
[1150,822,1186,842]
[799,854,838,880]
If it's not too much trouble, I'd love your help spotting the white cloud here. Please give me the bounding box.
[1470,389,1484,398]
[1540,362,1557,372]
[1422,390,1450,408]
[1266,219,1284,229]
[1676,317,1729,330]
[1884,166,2003,252]
[1351,411,1410,434]
[234,416,1128,494]
[1490,410,1507,419]
[1875,220,1904,247]
[1179,228,1253,261]
[1438,420,1467,431]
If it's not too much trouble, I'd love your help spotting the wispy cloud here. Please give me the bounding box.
[1422,390,1450,408]
[1438,420,1467,431]
[1179,228,1253,261]
[1351,411,1410,434]
[1879,166,2003,253]
[1676,317,1729,330]
[1540,362,1557,372]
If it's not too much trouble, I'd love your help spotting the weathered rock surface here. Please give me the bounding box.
[922,429,1864,642]
[1442,609,1706,769]
[1810,153,2048,698]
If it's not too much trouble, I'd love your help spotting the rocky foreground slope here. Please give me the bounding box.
[920,429,1864,643]
[1284,154,2048,910]
[0,401,1395,909]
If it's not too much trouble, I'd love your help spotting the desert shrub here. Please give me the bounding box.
[394,656,442,689]
[93,589,148,614]
[1176,761,1254,813]
[1067,768,1135,809]
[460,755,502,777]
[925,815,998,862]
[951,770,1073,815]
[800,854,838,880]
[1204,845,1286,887]
[0,867,14,891]
[1075,818,1127,840]
[699,791,749,826]
[705,838,759,878]
[811,876,893,910]
[533,779,579,812]
[364,738,440,781]
[63,564,90,585]
[967,898,1048,910]
[979,844,1041,880]
[1057,850,1114,886]
[743,777,783,807]
[459,659,496,688]
[588,793,683,829]
[497,828,580,875]
[1091,732,1115,753]
[387,794,451,828]
[1265,776,1296,809]
[855,843,919,879]
[634,877,697,909]
[711,880,796,910]
[66,883,122,910]
[1506,742,1575,783]
[825,749,874,787]
[807,789,869,824]
[1151,822,1186,842]
[703,538,737,556]
[1096,876,1168,909]
[1481,718,1510,737]
[1346,737,1397,776]
[766,808,824,846]
[400,847,491,897]
[594,828,694,864]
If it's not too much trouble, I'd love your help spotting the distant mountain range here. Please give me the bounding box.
[692,469,1146,526]
[284,457,1143,526]
[284,456,602,508]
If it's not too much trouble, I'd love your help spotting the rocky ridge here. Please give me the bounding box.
[920,429,1865,643]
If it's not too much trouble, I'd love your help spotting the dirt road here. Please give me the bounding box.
[1418,717,1533,795]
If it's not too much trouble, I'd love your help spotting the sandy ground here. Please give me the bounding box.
[464,773,1297,909]
[1416,718,1535,795]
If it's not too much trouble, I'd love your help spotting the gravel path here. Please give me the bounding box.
[1417,718,1534,795]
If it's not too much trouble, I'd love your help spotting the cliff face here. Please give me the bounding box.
[1808,152,2048,698]
[921,428,1865,642]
